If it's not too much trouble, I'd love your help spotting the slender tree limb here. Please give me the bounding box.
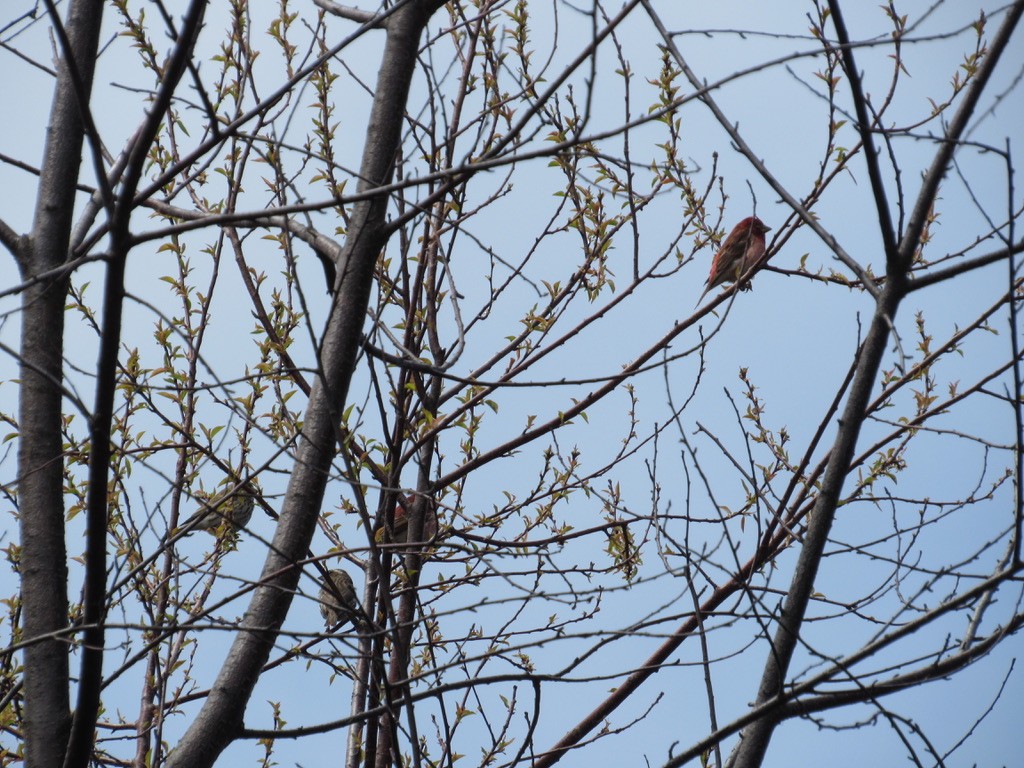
[908,239,1024,291]
[0,218,24,262]
[897,5,1024,276]
[827,0,899,262]
[313,0,383,26]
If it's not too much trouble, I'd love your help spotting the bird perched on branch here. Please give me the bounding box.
[696,216,772,305]
[319,569,361,629]
[180,483,257,536]
[376,495,439,546]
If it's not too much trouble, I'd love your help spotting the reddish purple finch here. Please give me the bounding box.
[696,216,772,305]
[376,495,438,546]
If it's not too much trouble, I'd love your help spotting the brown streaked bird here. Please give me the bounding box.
[319,569,360,629]
[181,483,257,536]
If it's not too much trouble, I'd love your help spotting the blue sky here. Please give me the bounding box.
[1,2,1022,766]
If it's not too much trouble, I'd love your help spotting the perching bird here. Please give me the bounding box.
[378,495,439,545]
[181,484,256,536]
[319,569,361,629]
[696,216,772,305]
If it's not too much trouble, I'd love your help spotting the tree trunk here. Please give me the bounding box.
[16,2,105,766]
